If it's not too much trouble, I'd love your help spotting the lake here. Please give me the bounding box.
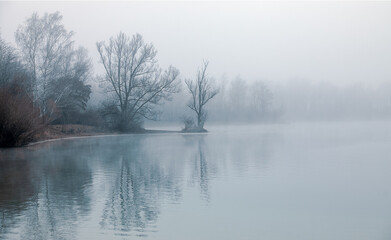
[1,122,391,240]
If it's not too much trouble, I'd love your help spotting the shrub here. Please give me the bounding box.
[99,103,144,132]
[181,116,207,133]
[52,108,105,127]
[0,82,42,147]
[182,116,195,131]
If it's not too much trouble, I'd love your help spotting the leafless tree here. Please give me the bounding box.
[250,80,273,118]
[96,32,180,131]
[48,47,91,113]
[185,61,218,129]
[15,12,91,121]
[228,76,248,120]
[0,35,27,87]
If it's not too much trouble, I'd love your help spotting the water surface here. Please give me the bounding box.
[1,122,391,240]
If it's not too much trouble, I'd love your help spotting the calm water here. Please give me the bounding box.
[1,122,391,240]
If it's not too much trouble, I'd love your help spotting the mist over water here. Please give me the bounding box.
[1,122,391,240]
[1,2,391,239]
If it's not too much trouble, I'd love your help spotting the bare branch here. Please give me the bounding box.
[185,60,219,128]
[96,33,180,131]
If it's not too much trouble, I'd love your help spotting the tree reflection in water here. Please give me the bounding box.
[0,151,37,238]
[0,142,93,240]
[0,131,273,239]
[100,140,159,235]
[184,135,211,201]
[99,136,184,237]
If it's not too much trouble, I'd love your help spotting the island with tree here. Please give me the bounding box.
[183,61,219,132]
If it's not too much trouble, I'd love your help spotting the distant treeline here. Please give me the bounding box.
[156,77,391,123]
[157,76,281,123]
[272,80,391,121]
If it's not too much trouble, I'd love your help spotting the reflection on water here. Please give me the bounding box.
[185,135,210,201]
[1,122,391,240]
[0,134,213,239]
[100,137,172,235]
[0,143,93,240]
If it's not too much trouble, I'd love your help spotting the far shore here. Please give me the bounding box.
[24,124,207,147]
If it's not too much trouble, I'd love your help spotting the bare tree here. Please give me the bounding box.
[228,76,248,120]
[47,47,91,113]
[185,61,218,129]
[0,35,27,87]
[15,12,91,121]
[0,36,17,85]
[250,80,273,119]
[97,32,180,131]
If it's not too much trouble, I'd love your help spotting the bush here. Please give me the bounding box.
[0,82,42,147]
[181,116,207,132]
[182,116,195,131]
[52,108,105,127]
[99,103,144,132]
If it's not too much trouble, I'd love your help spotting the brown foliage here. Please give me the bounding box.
[0,82,42,147]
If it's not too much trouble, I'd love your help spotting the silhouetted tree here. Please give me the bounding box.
[250,80,273,120]
[15,12,91,121]
[96,32,180,131]
[185,61,218,130]
[228,76,248,120]
[0,35,41,147]
[0,35,26,87]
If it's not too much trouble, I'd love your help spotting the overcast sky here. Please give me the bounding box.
[1,1,391,86]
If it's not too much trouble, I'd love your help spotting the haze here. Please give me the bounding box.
[2,2,391,239]
[1,1,391,86]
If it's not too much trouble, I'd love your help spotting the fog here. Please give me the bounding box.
[1,2,390,83]
[2,2,391,239]
[1,1,391,99]
[1,1,391,125]
[2,123,391,239]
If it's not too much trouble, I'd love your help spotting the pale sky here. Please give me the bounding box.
[1,1,391,86]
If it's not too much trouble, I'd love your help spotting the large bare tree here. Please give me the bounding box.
[97,32,180,131]
[185,61,218,129]
[15,12,91,120]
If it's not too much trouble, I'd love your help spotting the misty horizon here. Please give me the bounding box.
[1,1,391,88]
[2,2,391,240]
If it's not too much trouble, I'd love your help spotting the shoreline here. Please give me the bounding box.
[25,128,209,147]
[27,129,177,146]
